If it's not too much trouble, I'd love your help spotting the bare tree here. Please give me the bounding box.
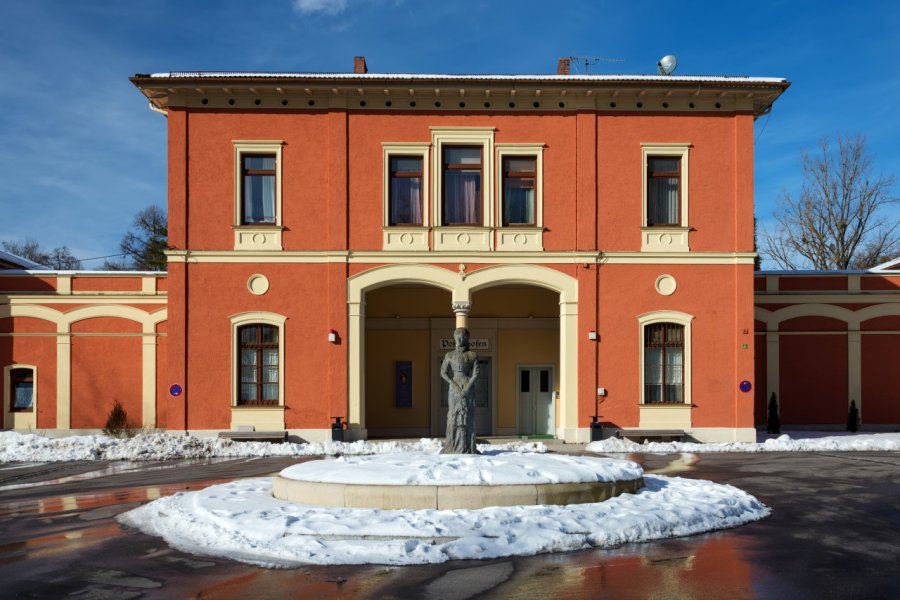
[762,134,898,270]
[2,238,82,270]
[115,205,168,271]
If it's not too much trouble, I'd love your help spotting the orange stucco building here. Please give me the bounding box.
[2,59,898,440]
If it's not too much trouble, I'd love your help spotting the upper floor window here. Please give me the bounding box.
[442,146,483,225]
[233,141,284,251]
[238,323,279,406]
[646,157,680,226]
[640,143,691,253]
[10,368,34,412]
[643,322,684,403]
[389,156,423,226]
[501,156,536,226]
[241,154,276,224]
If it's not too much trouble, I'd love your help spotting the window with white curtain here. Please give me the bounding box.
[442,146,482,225]
[388,156,423,225]
[643,322,684,403]
[647,157,680,226]
[238,324,279,405]
[241,154,276,224]
[10,368,34,412]
[502,156,536,226]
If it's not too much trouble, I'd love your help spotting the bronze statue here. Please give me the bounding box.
[440,327,480,454]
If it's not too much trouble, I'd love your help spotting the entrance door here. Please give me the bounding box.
[517,366,554,436]
[439,358,492,436]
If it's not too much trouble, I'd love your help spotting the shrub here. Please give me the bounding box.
[102,399,135,438]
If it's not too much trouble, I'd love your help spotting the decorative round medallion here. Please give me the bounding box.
[456,232,471,245]
[655,274,677,296]
[251,232,267,245]
[247,274,270,296]
[659,233,673,246]
[399,232,413,245]
[513,233,527,246]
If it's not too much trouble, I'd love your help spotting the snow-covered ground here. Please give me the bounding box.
[1,430,896,465]
[119,453,768,566]
[10,429,889,567]
[0,431,544,463]
[587,431,900,454]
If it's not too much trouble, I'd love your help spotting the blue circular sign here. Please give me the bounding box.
[739,380,752,393]
[169,383,183,397]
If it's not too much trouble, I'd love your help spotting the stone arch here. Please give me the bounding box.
[346,263,580,441]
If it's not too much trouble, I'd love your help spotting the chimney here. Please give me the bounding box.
[557,57,571,75]
[354,56,368,74]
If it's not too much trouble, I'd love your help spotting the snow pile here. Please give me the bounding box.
[280,453,643,486]
[119,472,767,566]
[587,432,900,454]
[0,431,545,464]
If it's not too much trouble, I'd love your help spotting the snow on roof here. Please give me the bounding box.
[148,71,788,85]
[870,256,900,272]
[0,249,49,270]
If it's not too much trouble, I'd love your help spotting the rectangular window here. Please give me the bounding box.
[389,156,423,225]
[241,154,276,224]
[238,324,279,406]
[644,323,684,403]
[502,156,536,226]
[442,146,482,225]
[647,157,680,226]
[10,368,34,412]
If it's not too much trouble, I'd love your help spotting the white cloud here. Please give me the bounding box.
[292,0,348,15]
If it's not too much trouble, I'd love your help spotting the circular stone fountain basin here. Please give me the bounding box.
[272,453,644,510]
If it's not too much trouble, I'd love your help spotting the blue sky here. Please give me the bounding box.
[1,0,898,268]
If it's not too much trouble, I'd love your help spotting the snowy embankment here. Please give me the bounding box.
[0,431,544,463]
[119,463,768,566]
[587,431,900,454]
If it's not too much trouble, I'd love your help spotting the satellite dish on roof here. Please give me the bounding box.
[657,55,677,75]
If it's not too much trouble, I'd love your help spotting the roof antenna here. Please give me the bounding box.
[568,55,624,74]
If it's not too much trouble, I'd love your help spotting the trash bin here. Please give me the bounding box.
[331,416,345,442]
[590,416,604,441]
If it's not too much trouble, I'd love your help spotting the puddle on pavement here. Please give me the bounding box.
[179,533,758,600]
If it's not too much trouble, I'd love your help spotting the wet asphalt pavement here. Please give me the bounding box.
[0,450,897,599]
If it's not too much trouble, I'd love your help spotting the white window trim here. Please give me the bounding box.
[641,143,691,253]
[496,143,544,251]
[637,310,693,405]
[382,142,431,251]
[3,364,37,430]
[229,312,287,407]
[233,140,284,251]
[431,127,495,251]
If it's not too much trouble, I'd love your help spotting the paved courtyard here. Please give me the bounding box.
[0,449,897,599]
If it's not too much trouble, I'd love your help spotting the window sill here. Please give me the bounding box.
[497,227,543,251]
[231,405,285,430]
[383,227,429,251]
[233,225,283,251]
[638,402,692,429]
[433,227,492,252]
[641,227,690,253]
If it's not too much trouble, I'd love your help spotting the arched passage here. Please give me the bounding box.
[347,264,578,440]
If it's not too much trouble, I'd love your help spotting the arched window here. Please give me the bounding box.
[644,322,684,403]
[238,324,279,405]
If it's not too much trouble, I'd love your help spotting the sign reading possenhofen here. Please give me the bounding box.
[439,338,489,351]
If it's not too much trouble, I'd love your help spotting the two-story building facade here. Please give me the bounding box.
[125,58,789,443]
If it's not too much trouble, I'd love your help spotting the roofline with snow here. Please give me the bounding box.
[131,70,789,117]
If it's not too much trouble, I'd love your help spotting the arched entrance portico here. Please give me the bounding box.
[347,264,578,441]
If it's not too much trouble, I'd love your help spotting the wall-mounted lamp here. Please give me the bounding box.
[588,331,599,341]
[328,329,338,343]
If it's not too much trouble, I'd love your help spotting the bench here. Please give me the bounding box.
[616,429,686,442]
[218,430,288,443]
